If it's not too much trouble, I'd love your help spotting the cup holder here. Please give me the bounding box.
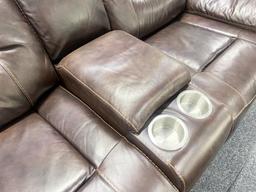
[148,115,189,151]
[177,90,213,119]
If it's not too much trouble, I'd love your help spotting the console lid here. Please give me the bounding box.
[57,31,190,135]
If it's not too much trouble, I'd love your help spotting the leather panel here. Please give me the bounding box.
[146,22,234,72]
[103,0,186,38]
[0,68,30,127]
[0,113,94,192]
[180,13,256,44]
[16,0,110,61]
[191,73,245,119]
[206,40,256,104]
[131,87,233,191]
[0,0,57,127]
[38,87,121,167]
[57,31,190,134]
[186,0,256,32]
[98,139,178,192]
[78,174,115,192]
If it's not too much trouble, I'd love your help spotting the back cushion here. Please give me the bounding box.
[0,0,57,127]
[103,0,186,38]
[187,0,256,31]
[15,0,111,62]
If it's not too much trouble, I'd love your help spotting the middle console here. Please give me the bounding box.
[57,30,233,192]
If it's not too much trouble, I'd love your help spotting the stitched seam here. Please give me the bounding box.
[124,137,180,192]
[234,93,256,120]
[179,19,238,38]
[0,64,30,106]
[13,0,52,58]
[58,66,139,132]
[98,139,122,168]
[180,16,256,45]
[189,83,234,121]
[97,169,120,192]
[189,83,236,136]
[200,37,236,71]
[58,87,179,191]
[204,72,247,105]
[0,63,33,105]
[167,162,186,192]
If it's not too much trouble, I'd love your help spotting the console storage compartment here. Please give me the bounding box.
[57,30,190,135]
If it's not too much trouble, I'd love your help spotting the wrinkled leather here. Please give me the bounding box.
[15,0,110,61]
[187,0,256,32]
[0,0,57,127]
[103,0,186,38]
[146,22,234,73]
[0,113,93,192]
[57,30,190,134]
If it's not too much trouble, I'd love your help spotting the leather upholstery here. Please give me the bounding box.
[191,73,245,119]
[205,40,256,105]
[180,13,256,44]
[103,0,186,38]
[57,30,190,134]
[0,113,93,192]
[0,0,57,127]
[38,87,178,192]
[0,0,179,191]
[146,22,234,73]
[131,86,233,192]
[1,0,256,191]
[15,0,110,61]
[186,0,256,32]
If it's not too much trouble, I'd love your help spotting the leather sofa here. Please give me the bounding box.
[0,0,255,192]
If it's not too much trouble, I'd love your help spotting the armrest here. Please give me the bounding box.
[57,31,190,135]
[187,0,256,32]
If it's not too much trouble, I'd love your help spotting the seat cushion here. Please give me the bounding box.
[146,22,234,73]
[1,87,178,192]
[0,113,93,192]
[15,0,110,61]
[38,87,121,167]
[205,40,256,105]
[57,31,190,134]
[180,13,256,44]
[37,86,178,192]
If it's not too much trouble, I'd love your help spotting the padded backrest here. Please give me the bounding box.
[103,0,186,38]
[0,0,57,127]
[15,0,111,62]
[187,0,256,32]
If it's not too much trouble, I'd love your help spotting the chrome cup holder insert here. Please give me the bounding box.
[148,114,189,151]
[177,90,213,119]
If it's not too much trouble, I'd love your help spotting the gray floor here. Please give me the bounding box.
[191,100,256,192]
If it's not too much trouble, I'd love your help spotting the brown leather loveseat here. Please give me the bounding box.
[0,0,256,191]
